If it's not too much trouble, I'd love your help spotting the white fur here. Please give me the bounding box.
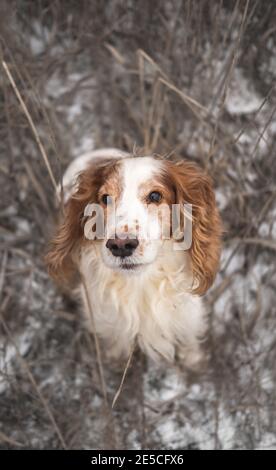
[101,157,165,270]
[80,240,206,366]
[66,149,207,366]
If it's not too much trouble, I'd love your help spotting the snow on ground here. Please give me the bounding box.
[225,68,263,116]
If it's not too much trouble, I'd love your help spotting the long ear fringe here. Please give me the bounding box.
[45,157,121,285]
[165,160,223,295]
[45,198,83,285]
[190,193,222,295]
[45,161,98,283]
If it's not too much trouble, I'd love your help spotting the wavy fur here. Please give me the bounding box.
[45,150,222,367]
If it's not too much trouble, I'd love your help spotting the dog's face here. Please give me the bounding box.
[95,157,175,272]
[46,154,222,295]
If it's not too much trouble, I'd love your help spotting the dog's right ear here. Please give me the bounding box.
[45,156,122,284]
[45,196,83,284]
[45,163,99,284]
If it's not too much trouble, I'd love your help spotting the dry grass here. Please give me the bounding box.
[0,0,276,449]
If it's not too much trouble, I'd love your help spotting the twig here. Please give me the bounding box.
[112,340,136,409]
[208,0,250,163]
[0,430,24,448]
[0,250,8,301]
[138,50,149,151]
[137,49,169,81]
[104,42,125,65]
[23,158,51,213]
[1,59,60,201]
[234,237,276,251]
[159,77,208,114]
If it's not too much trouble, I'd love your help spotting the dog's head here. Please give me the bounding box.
[46,154,222,295]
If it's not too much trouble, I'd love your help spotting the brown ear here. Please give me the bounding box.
[45,156,121,284]
[45,196,84,284]
[45,164,99,284]
[165,160,222,295]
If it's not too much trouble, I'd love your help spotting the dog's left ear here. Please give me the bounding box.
[165,160,222,295]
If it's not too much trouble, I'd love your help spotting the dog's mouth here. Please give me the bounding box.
[103,247,152,272]
[119,262,144,271]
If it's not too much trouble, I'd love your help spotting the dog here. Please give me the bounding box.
[46,148,222,368]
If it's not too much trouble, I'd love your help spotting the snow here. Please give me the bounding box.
[225,68,263,115]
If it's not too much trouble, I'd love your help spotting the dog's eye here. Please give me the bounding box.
[101,194,112,206]
[148,191,162,203]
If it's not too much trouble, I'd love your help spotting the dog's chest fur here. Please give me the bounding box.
[79,241,206,365]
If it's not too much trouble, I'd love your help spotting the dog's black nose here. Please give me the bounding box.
[106,237,139,257]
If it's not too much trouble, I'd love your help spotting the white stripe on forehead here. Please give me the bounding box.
[112,156,163,231]
[121,156,162,201]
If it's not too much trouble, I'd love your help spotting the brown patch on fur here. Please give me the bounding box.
[135,221,140,233]
[98,164,123,206]
[162,159,222,295]
[45,158,122,284]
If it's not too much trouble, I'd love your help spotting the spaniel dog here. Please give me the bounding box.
[46,149,222,368]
